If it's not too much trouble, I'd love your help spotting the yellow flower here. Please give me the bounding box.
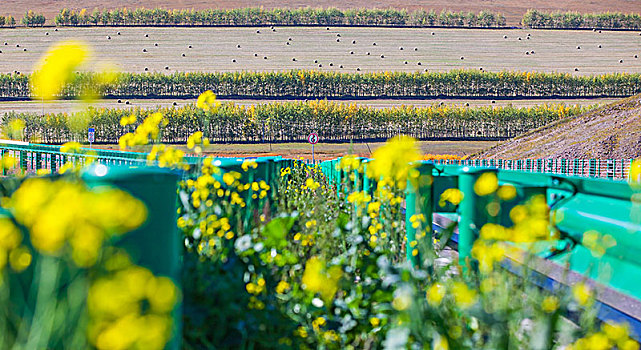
[541,295,559,313]
[369,317,381,327]
[439,188,463,207]
[9,246,32,272]
[369,136,422,189]
[572,282,593,306]
[5,119,26,140]
[276,280,290,294]
[582,230,616,258]
[497,184,517,201]
[426,283,446,306]
[31,40,89,100]
[301,257,342,304]
[196,90,218,112]
[474,172,498,196]
[471,240,505,274]
[451,281,477,309]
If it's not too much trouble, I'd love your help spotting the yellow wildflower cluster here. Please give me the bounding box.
[88,265,178,350]
[572,282,593,306]
[294,232,316,246]
[302,257,342,303]
[147,145,186,169]
[60,141,83,153]
[567,322,639,350]
[471,240,506,274]
[0,218,30,272]
[276,280,290,294]
[369,136,422,189]
[196,90,219,112]
[186,131,210,154]
[338,155,362,172]
[280,167,292,177]
[119,112,167,149]
[439,188,463,207]
[30,40,89,100]
[582,230,616,258]
[119,114,137,126]
[425,281,477,309]
[304,178,321,191]
[6,178,147,267]
[242,159,258,171]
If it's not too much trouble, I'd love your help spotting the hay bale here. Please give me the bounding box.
[256,30,260,34]
[286,42,290,45]
[54,28,58,31]
[145,34,148,37]
[326,27,330,30]
[288,37,292,41]
[620,59,624,63]
[350,51,354,54]
[373,42,376,46]
[491,100,496,104]
[117,32,121,35]
[431,32,435,35]
[598,45,602,48]
[143,48,147,52]
[352,40,356,44]
[263,56,267,59]
[366,52,370,55]
[337,34,341,37]
[574,67,579,71]
[503,35,508,39]
[329,62,333,66]
[531,50,535,54]
[339,65,343,68]
[165,66,169,70]
[404,61,408,64]
[314,59,318,63]
[254,53,258,57]
[45,32,48,35]
[232,59,236,62]
[318,64,322,67]
[336,39,340,42]
[460,56,464,60]
[3,42,6,45]
[414,47,418,51]
[144,67,148,71]
[173,102,177,106]
[399,47,403,50]
[417,62,421,65]
[154,43,158,46]
[577,46,580,49]
[237,44,241,48]
[518,37,521,40]
[106,36,110,40]
[292,58,296,61]
[525,51,529,55]
[356,67,361,71]
[380,54,384,58]
[125,100,130,104]
[117,99,122,103]
[23,48,26,52]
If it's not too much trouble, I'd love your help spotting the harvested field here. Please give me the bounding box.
[0,27,639,75]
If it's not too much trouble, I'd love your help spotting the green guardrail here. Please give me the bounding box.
[320,157,641,335]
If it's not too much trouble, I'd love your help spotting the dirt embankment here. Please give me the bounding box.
[474,95,641,159]
[1,0,639,26]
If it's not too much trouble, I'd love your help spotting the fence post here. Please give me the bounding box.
[458,167,496,269]
[405,162,434,267]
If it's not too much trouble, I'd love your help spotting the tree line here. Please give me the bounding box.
[522,9,641,30]
[2,101,589,144]
[1,70,639,99]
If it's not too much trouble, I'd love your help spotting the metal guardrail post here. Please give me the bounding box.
[82,165,183,350]
[458,167,497,268]
[405,162,434,267]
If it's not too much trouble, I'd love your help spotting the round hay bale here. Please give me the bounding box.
[256,30,260,34]
[117,32,121,35]
[54,28,58,31]
[503,35,508,39]
[45,32,48,35]
[145,34,148,37]
[339,65,343,68]
[237,44,241,48]
[3,42,7,45]
[356,67,361,71]
[465,103,469,106]
[352,40,356,44]
[173,102,177,106]
[518,37,521,40]
[372,42,376,46]
[318,64,322,67]
[336,39,340,42]
[292,58,296,61]
[404,61,408,64]
[480,67,483,70]
[117,99,122,103]
[424,68,428,72]
[620,59,624,63]
[635,55,638,58]
[574,67,579,71]
[350,51,354,54]
[314,59,318,63]
[531,50,535,54]
[254,53,258,57]
[125,100,130,105]
[366,52,370,55]
[491,100,496,104]
[577,46,580,49]
[598,44,602,48]
[431,32,435,35]
[337,34,341,37]
[232,59,236,62]
[399,47,403,50]
[460,56,464,60]
[326,27,330,30]
[165,66,169,70]
[263,56,267,59]
[286,42,290,45]
[525,51,529,55]
[417,62,421,65]
[23,48,26,52]
[329,62,333,66]
[414,47,418,51]
[288,37,292,41]
[106,36,110,39]
[599,30,602,33]
[144,67,148,71]
[143,48,147,52]
[380,54,384,58]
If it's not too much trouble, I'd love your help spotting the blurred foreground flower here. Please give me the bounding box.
[30,40,89,100]
[369,136,421,189]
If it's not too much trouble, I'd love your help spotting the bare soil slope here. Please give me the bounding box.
[475,95,641,159]
[1,0,639,26]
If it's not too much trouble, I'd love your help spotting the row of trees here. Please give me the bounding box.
[53,8,507,27]
[3,101,589,144]
[21,10,45,27]
[0,15,16,27]
[522,9,641,29]
[1,70,639,99]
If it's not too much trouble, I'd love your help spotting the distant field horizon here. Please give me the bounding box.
[0,0,638,26]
